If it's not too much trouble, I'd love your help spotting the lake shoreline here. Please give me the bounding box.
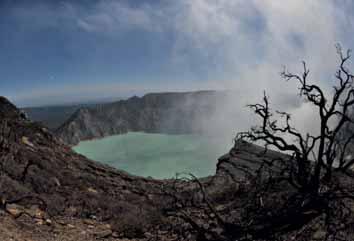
[73,132,232,179]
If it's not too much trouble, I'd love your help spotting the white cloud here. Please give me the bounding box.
[76,1,165,33]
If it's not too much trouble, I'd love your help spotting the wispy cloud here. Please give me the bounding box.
[65,0,354,93]
[77,2,164,33]
[90,3,348,87]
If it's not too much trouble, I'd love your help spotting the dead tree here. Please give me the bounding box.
[165,46,354,241]
[237,44,354,196]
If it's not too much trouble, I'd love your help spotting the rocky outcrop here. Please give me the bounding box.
[55,91,229,145]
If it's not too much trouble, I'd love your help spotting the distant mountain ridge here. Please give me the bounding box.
[56,90,229,145]
[22,105,88,130]
[22,97,122,130]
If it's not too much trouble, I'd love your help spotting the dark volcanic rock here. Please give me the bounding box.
[0,96,27,120]
[55,91,229,145]
[0,96,169,235]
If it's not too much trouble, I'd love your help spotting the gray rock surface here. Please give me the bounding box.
[55,91,230,145]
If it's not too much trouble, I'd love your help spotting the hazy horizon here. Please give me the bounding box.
[17,89,228,108]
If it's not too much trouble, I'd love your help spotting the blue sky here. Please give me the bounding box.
[1,0,354,107]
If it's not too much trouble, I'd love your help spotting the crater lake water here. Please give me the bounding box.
[73,132,232,179]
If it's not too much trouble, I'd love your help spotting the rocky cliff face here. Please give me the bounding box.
[55,91,228,145]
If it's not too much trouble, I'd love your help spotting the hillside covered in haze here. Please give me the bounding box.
[22,105,87,130]
[56,91,232,145]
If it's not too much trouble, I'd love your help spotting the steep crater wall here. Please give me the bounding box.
[55,91,230,145]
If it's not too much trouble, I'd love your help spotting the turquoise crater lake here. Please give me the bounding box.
[73,132,232,179]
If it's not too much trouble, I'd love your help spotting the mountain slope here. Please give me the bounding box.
[0,96,172,239]
[22,104,88,130]
[56,91,228,145]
